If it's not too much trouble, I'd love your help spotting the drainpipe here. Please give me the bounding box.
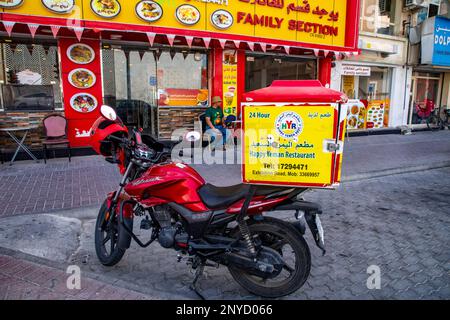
[403,14,412,130]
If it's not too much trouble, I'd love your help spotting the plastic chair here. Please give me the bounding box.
[42,114,71,164]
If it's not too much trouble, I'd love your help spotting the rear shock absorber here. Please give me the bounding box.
[238,218,256,256]
[237,186,257,257]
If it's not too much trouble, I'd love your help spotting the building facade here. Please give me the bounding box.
[331,0,450,132]
[0,0,359,151]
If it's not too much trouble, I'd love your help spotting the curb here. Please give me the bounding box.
[342,161,450,182]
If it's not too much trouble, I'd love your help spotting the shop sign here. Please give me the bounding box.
[432,17,450,67]
[222,49,238,117]
[342,65,371,76]
[243,105,339,187]
[2,0,351,49]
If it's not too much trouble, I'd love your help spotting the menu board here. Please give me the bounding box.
[222,49,238,118]
[366,100,386,129]
[346,99,366,130]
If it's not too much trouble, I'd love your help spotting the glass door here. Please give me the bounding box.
[408,73,442,126]
[102,46,158,137]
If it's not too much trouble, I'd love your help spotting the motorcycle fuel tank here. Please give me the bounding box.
[124,162,207,211]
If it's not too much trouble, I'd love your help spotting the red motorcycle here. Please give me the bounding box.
[90,105,325,298]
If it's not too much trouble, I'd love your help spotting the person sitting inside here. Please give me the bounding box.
[205,96,231,150]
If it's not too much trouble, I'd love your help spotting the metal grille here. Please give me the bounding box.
[2,43,62,107]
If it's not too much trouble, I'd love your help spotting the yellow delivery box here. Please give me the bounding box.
[242,81,348,188]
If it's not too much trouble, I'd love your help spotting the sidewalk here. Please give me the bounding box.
[0,253,152,300]
[0,130,449,217]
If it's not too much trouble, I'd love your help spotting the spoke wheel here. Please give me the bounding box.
[95,201,126,266]
[228,217,311,298]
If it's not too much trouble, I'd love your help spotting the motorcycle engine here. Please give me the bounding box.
[152,205,187,249]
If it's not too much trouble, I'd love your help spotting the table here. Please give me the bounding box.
[0,126,40,165]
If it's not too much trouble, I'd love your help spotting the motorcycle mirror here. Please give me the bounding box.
[185,131,201,142]
[100,105,117,121]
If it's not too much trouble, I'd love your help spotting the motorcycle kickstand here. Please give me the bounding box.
[190,264,206,300]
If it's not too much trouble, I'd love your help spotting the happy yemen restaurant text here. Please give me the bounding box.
[0,0,359,151]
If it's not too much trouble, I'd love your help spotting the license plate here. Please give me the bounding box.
[315,215,324,245]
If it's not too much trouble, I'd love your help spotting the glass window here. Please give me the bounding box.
[157,50,208,107]
[360,0,398,36]
[0,42,62,111]
[245,55,317,92]
[342,66,393,130]
[102,46,208,138]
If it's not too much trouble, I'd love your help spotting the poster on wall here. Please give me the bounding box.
[366,100,386,129]
[158,88,208,106]
[222,49,238,118]
[346,99,366,130]
[342,76,355,99]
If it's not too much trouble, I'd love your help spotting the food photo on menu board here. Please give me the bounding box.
[346,99,367,130]
[0,0,23,8]
[135,0,163,22]
[41,0,75,13]
[158,88,208,107]
[211,9,233,30]
[67,44,95,64]
[176,4,201,26]
[70,93,98,113]
[90,0,121,18]
[69,69,96,89]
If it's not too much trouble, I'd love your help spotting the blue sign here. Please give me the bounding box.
[149,76,157,86]
[432,17,450,67]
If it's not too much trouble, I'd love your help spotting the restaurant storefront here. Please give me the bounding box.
[407,16,450,128]
[0,0,359,150]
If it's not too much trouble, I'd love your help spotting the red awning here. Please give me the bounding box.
[243,80,347,104]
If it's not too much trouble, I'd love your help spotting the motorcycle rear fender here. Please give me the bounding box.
[272,200,325,254]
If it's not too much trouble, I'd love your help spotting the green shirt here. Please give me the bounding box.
[205,107,224,127]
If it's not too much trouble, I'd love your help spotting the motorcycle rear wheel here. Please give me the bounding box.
[94,201,126,266]
[228,217,311,298]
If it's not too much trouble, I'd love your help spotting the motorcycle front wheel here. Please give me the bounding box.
[94,201,126,266]
[228,217,311,298]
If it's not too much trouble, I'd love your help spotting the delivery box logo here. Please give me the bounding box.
[275,111,303,141]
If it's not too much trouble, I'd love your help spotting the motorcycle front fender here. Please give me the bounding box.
[105,194,134,250]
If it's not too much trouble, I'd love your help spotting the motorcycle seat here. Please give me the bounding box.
[198,183,252,210]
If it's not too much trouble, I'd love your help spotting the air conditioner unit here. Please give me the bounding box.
[379,0,388,14]
[404,0,427,10]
